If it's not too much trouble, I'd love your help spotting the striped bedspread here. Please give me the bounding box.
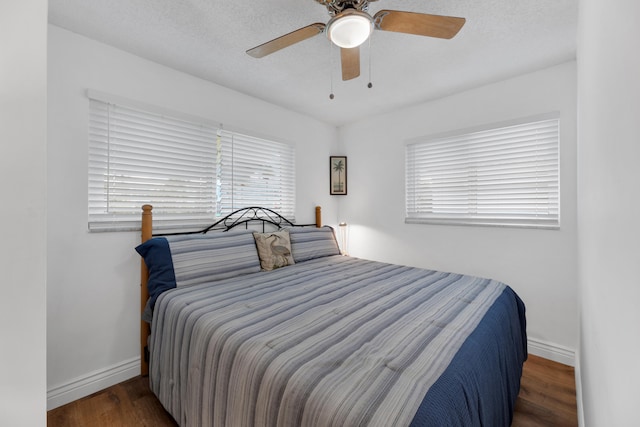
[149,255,526,426]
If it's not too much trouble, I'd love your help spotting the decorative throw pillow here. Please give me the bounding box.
[253,230,295,271]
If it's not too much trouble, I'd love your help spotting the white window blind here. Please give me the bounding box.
[88,96,295,231]
[405,116,560,229]
[218,130,296,218]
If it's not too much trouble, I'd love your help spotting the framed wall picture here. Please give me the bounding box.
[330,156,347,195]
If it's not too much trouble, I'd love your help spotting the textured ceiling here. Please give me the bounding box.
[48,0,578,126]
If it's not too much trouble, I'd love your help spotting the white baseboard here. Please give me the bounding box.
[47,357,140,410]
[574,350,585,427]
[528,337,575,366]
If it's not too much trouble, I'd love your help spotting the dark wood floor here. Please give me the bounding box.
[512,355,578,427]
[48,354,577,426]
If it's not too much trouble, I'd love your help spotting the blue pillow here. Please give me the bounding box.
[135,237,177,322]
[287,226,341,262]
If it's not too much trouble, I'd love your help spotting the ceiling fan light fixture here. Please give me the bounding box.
[327,10,373,48]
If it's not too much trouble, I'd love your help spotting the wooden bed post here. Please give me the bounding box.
[140,204,153,376]
[315,206,322,228]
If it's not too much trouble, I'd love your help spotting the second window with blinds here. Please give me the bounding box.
[405,115,560,229]
[88,95,295,232]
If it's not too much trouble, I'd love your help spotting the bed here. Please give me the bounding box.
[136,205,527,427]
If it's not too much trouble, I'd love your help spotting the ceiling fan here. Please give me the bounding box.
[246,0,466,81]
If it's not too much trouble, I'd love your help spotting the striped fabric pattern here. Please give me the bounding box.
[287,226,341,262]
[150,256,510,427]
[166,230,261,287]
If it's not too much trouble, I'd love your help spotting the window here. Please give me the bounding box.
[217,130,295,216]
[405,115,559,229]
[88,93,295,231]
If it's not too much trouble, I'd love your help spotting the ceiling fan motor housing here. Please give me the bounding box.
[314,0,378,16]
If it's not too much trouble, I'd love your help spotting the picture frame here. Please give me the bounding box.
[330,156,347,195]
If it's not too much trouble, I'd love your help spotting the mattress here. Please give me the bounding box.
[149,255,526,426]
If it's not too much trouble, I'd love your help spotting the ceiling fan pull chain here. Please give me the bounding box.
[329,41,335,99]
[367,33,373,89]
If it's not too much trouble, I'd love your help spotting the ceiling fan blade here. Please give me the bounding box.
[341,46,360,81]
[246,23,326,58]
[373,10,465,39]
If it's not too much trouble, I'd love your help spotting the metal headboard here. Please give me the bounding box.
[154,206,316,237]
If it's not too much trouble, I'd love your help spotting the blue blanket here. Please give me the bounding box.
[411,287,527,426]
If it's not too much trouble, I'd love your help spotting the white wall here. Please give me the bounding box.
[577,0,640,425]
[0,1,48,425]
[338,62,578,363]
[47,25,338,408]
